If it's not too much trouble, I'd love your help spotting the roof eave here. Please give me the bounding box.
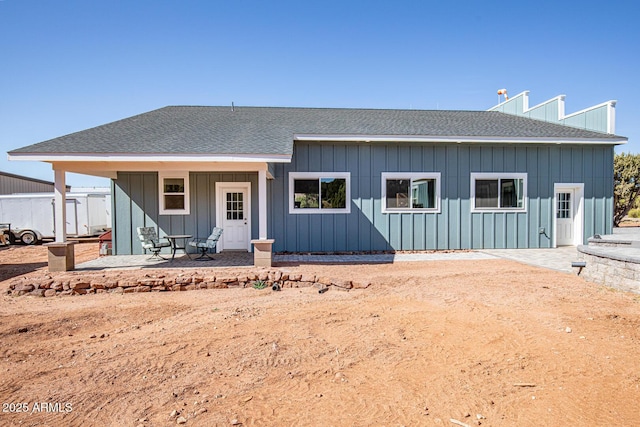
[7,153,293,163]
[293,134,627,145]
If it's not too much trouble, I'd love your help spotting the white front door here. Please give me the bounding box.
[556,190,574,246]
[217,183,250,251]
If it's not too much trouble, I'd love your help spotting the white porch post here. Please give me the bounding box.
[258,169,268,239]
[251,167,274,267]
[54,169,67,242]
[46,168,75,272]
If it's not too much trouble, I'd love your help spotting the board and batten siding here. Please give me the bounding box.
[269,141,614,252]
[112,172,258,255]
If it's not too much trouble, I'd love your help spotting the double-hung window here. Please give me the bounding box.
[289,172,350,214]
[159,171,190,215]
[381,172,441,213]
[471,173,526,212]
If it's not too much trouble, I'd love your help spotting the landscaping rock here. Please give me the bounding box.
[317,276,333,286]
[14,283,35,292]
[70,281,91,290]
[332,279,352,289]
[29,289,46,297]
[352,281,371,289]
[9,267,374,298]
[301,274,316,283]
[296,281,314,288]
[139,278,164,286]
[118,280,135,288]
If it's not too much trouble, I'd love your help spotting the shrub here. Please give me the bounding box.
[252,280,267,289]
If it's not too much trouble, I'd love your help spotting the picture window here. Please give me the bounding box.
[471,173,526,212]
[289,172,350,214]
[381,173,441,213]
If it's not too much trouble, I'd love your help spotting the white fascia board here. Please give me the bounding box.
[294,134,626,145]
[7,153,292,163]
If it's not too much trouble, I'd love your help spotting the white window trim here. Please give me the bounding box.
[159,171,190,215]
[288,172,351,214]
[470,172,527,213]
[381,172,441,213]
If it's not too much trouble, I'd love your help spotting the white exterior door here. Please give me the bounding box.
[217,183,250,251]
[556,190,574,246]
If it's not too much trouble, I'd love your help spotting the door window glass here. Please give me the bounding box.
[226,192,244,220]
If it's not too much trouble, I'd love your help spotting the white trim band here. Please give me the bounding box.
[293,134,625,145]
[7,153,293,163]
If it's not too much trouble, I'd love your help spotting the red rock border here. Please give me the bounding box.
[7,269,371,297]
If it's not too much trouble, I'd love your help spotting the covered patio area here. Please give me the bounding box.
[76,251,255,270]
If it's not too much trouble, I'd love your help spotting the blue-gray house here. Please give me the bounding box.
[8,91,627,264]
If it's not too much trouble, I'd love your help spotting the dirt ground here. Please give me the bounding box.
[0,242,639,427]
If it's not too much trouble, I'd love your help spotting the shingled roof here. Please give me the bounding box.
[9,106,627,158]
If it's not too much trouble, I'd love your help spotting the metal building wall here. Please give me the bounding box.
[0,172,57,194]
[107,144,613,255]
[112,171,258,255]
[269,141,614,252]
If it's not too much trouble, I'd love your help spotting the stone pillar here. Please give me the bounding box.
[251,239,274,267]
[45,242,75,272]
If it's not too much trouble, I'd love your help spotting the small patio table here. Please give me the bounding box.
[166,234,192,261]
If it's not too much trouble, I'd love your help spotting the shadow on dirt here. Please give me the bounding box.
[0,246,49,282]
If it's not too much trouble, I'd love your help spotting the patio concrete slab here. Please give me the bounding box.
[77,248,580,272]
[76,251,254,270]
[77,250,499,270]
[479,246,579,273]
[274,251,497,264]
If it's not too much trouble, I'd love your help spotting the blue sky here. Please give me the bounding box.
[1,0,638,187]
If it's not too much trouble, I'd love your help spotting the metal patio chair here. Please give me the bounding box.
[188,227,223,260]
[136,226,171,260]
